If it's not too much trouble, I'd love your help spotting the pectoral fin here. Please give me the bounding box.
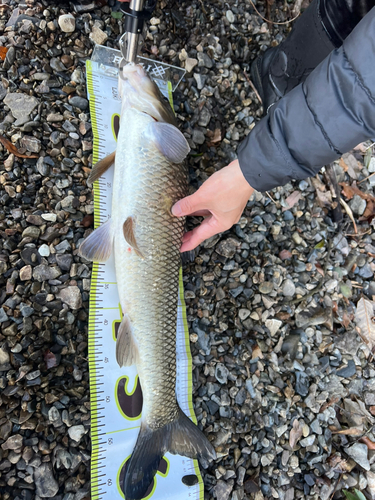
[88,151,116,184]
[143,122,190,164]
[116,314,139,367]
[78,219,113,262]
[123,217,144,258]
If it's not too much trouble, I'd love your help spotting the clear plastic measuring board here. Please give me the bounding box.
[86,47,204,500]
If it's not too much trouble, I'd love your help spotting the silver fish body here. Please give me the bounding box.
[79,64,215,500]
[113,105,187,425]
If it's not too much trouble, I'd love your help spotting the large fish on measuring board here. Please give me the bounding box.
[79,63,216,500]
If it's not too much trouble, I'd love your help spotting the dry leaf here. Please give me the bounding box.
[289,419,303,449]
[315,262,325,277]
[355,297,375,352]
[340,183,356,200]
[339,157,349,172]
[330,426,364,436]
[341,154,361,179]
[340,182,375,202]
[328,453,356,473]
[360,200,375,223]
[282,190,301,211]
[0,134,39,159]
[279,249,292,260]
[207,128,222,146]
[0,46,8,61]
[361,436,375,450]
[316,188,332,208]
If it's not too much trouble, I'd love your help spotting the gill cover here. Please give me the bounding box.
[119,63,176,126]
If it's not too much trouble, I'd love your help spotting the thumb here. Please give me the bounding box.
[172,192,205,217]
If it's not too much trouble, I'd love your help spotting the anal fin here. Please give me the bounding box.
[116,314,139,367]
[78,219,113,262]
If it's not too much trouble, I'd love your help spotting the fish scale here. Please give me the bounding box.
[113,105,188,426]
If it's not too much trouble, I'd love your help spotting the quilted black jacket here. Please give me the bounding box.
[237,7,375,191]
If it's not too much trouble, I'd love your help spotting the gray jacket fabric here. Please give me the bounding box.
[237,7,375,192]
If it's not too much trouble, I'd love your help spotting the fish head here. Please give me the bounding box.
[119,63,177,126]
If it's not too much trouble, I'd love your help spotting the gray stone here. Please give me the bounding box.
[192,129,205,144]
[216,238,240,258]
[58,13,75,33]
[0,82,6,101]
[21,136,41,153]
[336,359,356,378]
[282,279,296,297]
[57,286,82,309]
[197,52,213,69]
[48,406,63,427]
[55,240,71,253]
[56,254,73,271]
[1,434,23,451]
[69,96,88,110]
[346,443,370,470]
[214,480,233,500]
[358,263,374,278]
[349,195,366,216]
[193,73,206,90]
[215,363,229,384]
[68,424,86,442]
[4,93,39,126]
[259,281,274,294]
[33,264,61,282]
[0,307,8,323]
[198,107,211,127]
[34,462,59,497]
[50,57,66,72]
[0,345,10,371]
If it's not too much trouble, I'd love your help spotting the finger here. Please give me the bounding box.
[180,216,221,252]
[171,191,208,217]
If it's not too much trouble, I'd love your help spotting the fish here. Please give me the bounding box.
[79,63,216,500]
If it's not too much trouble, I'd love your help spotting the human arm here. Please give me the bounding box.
[173,7,375,251]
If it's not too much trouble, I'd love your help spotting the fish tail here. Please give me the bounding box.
[124,407,216,500]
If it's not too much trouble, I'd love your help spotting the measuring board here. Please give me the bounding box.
[85,48,204,500]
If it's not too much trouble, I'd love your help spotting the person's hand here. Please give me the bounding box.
[172,160,254,252]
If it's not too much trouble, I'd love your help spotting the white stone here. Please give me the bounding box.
[185,57,198,73]
[38,244,50,257]
[58,14,75,33]
[68,425,86,442]
[265,319,282,336]
[89,25,108,45]
[41,213,57,222]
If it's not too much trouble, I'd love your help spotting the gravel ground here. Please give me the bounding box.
[1,1,375,499]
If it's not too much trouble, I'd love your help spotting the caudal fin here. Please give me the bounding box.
[124,408,215,500]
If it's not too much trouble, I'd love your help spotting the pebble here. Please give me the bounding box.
[185,58,198,72]
[69,96,89,110]
[58,13,75,33]
[57,286,83,309]
[346,443,371,470]
[350,194,366,216]
[259,282,274,294]
[38,244,50,257]
[3,93,39,126]
[282,279,296,297]
[34,463,59,497]
[68,425,86,442]
[90,25,108,45]
[215,363,229,384]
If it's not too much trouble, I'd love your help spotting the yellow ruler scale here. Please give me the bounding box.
[85,47,203,500]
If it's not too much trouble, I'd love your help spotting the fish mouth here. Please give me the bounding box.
[118,62,177,126]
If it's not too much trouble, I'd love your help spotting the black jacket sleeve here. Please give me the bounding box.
[237,7,375,192]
